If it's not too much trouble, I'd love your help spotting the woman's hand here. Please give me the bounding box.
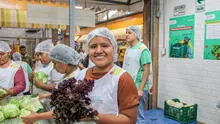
[38,93,51,99]
[80,117,93,122]
[0,88,8,100]
[138,90,143,99]
[22,112,39,124]
[33,77,44,89]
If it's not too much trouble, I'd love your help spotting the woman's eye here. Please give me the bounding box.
[101,43,109,48]
[89,45,96,49]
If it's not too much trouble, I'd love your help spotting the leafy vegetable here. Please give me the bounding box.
[0,95,45,123]
[2,104,20,119]
[0,111,4,122]
[50,78,98,123]
[19,96,43,112]
[34,71,48,84]
[211,45,220,60]
[0,88,7,96]
[9,97,21,108]
[19,109,31,117]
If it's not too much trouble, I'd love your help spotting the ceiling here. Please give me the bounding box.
[50,0,141,5]
[49,0,144,23]
[47,0,143,12]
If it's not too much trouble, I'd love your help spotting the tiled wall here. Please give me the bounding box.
[158,0,220,123]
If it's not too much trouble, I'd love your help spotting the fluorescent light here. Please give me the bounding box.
[75,6,83,9]
[109,10,117,17]
[103,10,118,20]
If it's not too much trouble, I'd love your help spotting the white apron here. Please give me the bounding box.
[0,61,21,90]
[76,65,125,123]
[122,44,147,81]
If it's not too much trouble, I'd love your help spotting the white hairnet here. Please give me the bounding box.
[49,44,81,66]
[35,39,54,53]
[87,27,118,54]
[12,52,22,61]
[126,26,141,41]
[0,41,11,52]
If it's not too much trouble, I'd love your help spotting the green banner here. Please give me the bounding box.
[204,10,220,60]
[169,15,195,59]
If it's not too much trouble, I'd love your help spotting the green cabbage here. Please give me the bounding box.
[0,111,4,122]
[19,109,31,117]
[9,97,21,108]
[19,97,43,112]
[2,104,20,119]
[34,71,48,84]
[0,88,7,96]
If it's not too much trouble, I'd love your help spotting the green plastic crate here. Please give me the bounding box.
[164,98,198,124]
[170,43,187,58]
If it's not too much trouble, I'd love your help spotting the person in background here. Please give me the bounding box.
[79,49,87,60]
[183,37,192,58]
[19,45,32,67]
[22,44,82,124]
[32,39,64,94]
[123,26,152,124]
[32,52,42,71]
[0,41,25,98]
[12,52,32,95]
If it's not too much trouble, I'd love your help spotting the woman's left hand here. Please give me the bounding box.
[0,88,8,100]
[138,90,143,99]
[21,112,39,124]
[80,117,93,122]
[33,78,44,89]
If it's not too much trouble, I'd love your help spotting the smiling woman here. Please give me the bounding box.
[88,36,115,71]
[75,27,139,124]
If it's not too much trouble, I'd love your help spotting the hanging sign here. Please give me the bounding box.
[195,0,205,13]
[173,4,186,17]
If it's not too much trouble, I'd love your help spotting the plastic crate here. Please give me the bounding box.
[170,43,187,58]
[164,98,198,124]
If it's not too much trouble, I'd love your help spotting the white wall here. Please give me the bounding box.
[158,0,220,123]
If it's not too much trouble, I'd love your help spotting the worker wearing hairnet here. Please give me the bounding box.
[49,44,81,79]
[12,52,32,94]
[22,44,82,124]
[32,39,64,94]
[23,27,138,124]
[122,25,152,124]
[76,27,138,123]
[0,41,25,98]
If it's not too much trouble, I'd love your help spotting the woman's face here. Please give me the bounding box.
[0,52,10,65]
[88,36,114,68]
[34,53,40,61]
[37,52,50,64]
[52,60,67,74]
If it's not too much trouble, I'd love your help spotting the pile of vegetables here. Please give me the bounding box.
[0,95,44,122]
[50,78,98,123]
